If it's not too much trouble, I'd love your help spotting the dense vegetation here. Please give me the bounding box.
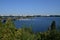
[0,18,60,40]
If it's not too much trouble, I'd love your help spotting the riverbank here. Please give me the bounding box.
[0,18,60,40]
[0,15,60,20]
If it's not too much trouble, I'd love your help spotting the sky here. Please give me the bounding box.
[0,0,60,16]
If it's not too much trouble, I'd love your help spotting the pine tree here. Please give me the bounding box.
[51,21,56,30]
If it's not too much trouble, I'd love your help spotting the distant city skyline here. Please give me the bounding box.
[0,0,60,16]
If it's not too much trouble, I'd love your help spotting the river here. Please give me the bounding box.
[14,17,60,32]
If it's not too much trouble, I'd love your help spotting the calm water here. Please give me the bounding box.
[14,17,60,32]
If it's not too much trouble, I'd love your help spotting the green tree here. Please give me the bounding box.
[5,18,15,28]
[46,21,60,40]
[0,18,17,40]
[0,20,3,27]
[0,20,3,39]
[51,21,56,30]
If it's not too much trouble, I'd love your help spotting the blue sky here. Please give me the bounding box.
[0,0,60,16]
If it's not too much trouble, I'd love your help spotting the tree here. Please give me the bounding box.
[5,18,15,28]
[0,20,3,27]
[51,21,56,30]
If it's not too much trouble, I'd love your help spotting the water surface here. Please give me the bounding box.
[14,17,60,32]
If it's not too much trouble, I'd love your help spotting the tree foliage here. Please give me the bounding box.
[51,21,56,30]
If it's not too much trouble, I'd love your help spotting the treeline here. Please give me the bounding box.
[0,18,60,40]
